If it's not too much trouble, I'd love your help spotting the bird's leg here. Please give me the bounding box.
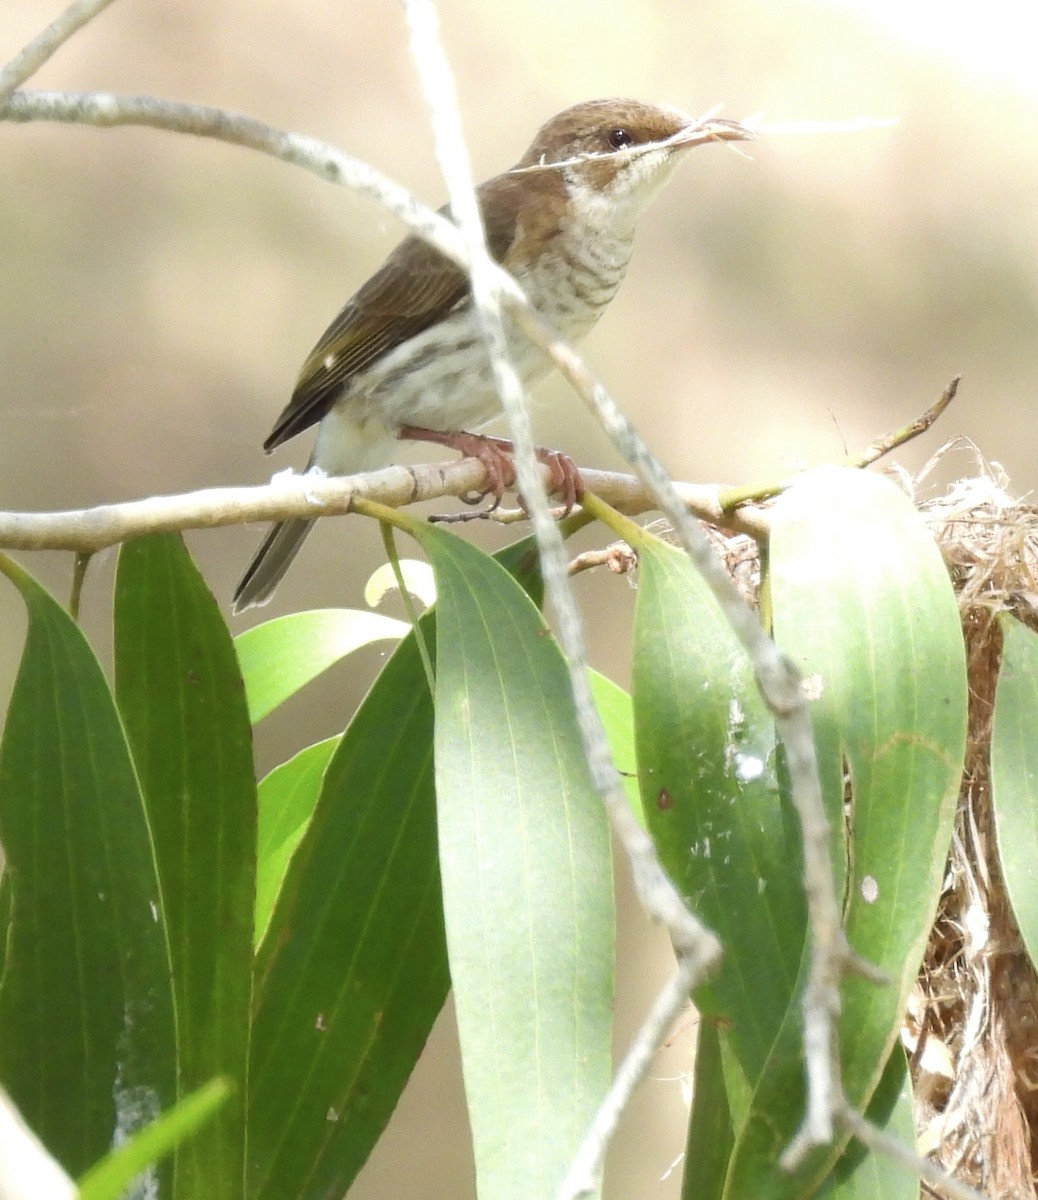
[477,436,584,514]
[398,426,515,509]
[398,426,584,515]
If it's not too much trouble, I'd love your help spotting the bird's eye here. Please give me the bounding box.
[607,127,633,150]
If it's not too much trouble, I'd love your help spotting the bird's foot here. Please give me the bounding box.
[399,426,583,520]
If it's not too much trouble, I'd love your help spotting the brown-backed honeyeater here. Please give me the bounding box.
[233,99,752,611]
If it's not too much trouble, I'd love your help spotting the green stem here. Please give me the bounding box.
[578,491,652,547]
[377,519,435,694]
[69,551,92,621]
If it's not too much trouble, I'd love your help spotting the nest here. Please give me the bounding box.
[898,443,1038,1197]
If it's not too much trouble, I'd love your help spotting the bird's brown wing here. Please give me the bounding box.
[263,179,529,452]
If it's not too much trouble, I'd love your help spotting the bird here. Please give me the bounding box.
[232,98,753,611]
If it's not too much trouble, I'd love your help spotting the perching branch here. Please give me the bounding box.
[0,461,767,554]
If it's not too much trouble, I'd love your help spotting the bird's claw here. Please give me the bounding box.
[400,425,583,523]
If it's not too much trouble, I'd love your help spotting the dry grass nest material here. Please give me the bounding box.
[899,442,1038,1197]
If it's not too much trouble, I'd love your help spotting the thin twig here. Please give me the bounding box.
[513,337,849,1154]
[844,375,960,471]
[555,964,715,1200]
[838,1104,992,1200]
[566,544,637,577]
[398,13,732,1195]
[1,88,467,261]
[402,0,729,922]
[0,0,120,102]
[717,377,961,512]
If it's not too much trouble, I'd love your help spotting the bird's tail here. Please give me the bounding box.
[233,414,396,614]
[232,517,316,613]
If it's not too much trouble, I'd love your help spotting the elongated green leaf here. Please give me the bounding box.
[248,628,447,1200]
[78,1080,231,1200]
[629,524,807,1200]
[235,609,407,722]
[765,468,966,1194]
[114,534,255,1200]
[246,532,546,1200]
[657,469,963,1198]
[588,670,641,822]
[772,469,965,1078]
[0,555,175,1178]
[634,530,804,1071]
[992,614,1038,965]
[254,735,340,946]
[415,523,614,1200]
[682,1021,735,1200]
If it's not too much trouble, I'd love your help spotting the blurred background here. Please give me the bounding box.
[2,0,1036,1194]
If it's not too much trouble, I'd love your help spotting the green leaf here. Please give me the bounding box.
[78,1080,232,1200]
[248,628,447,1200]
[767,468,966,1192]
[235,608,407,722]
[254,735,340,946]
[114,534,255,1200]
[647,468,964,1199]
[631,526,807,1191]
[992,614,1038,965]
[415,523,614,1200]
[0,554,175,1178]
[246,531,547,1200]
[681,1021,735,1200]
[588,670,642,823]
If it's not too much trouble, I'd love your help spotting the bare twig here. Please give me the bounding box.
[566,544,638,577]
[532,367,848,1154]
[718,376,961,512]
[400,0,730,959]
[838,1104,992,1200]
[1,88,466,262]
[844,376,960,471]
[399,12,736,1196]
[0,0,120,102]
[555,964,714,1200]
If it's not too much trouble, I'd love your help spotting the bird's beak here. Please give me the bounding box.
[669,116,757,152]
